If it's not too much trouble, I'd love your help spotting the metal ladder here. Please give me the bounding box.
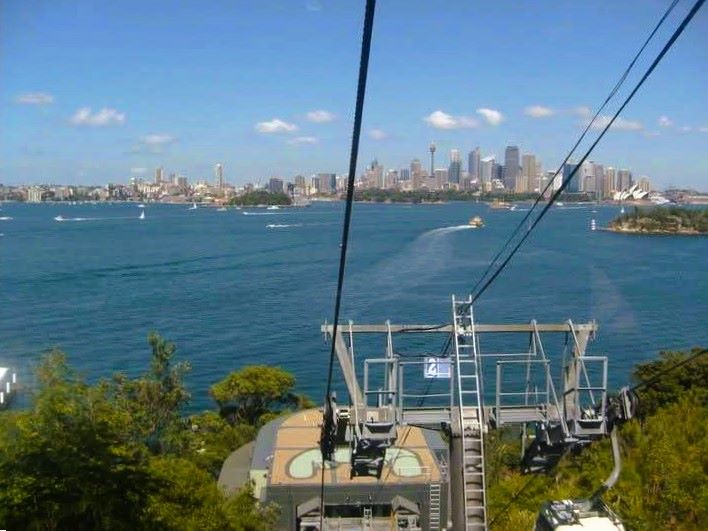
[429,483,441,530]
[452,296,488,530]
[362,506,373,531]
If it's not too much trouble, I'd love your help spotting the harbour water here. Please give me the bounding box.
[2,201,706,410]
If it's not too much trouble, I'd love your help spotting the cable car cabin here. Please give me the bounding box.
[534,499,625,531]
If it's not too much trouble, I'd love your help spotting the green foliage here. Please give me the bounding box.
[631,347,707,418]
[488,348,708,530]
[229,190,292,206]
[210,365,308,426]
[0,350,157,530]
[611,206,708,233]
[112,331,192,453]
[0,336,292,530]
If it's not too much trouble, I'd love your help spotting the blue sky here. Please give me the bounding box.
[1,0,706,189]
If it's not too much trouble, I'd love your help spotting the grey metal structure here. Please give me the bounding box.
[321,295,611,530]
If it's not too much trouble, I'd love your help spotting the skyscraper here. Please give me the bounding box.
[214,163,224,190]
[521,154,537,193]
[503,146,520,190]
[468,147,481,181]
[604,167,616,195]
[563,162,580,193]
[616,169,633,191]
[155,167,164,185]
[448,149,461,185]
[480,156,495,191]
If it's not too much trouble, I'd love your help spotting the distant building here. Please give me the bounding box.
[27,186,44,203]
[616,169,633,191]
[434,168,448,190]
[268,177,284,194]
[604,167,616,196]
[480,156,495,191]
[215,163,224,190]
[520,153,536,193]
[448,149,461,185]
[637,177,651,192]
[503,146,520,190]
[399,168,410,181]
[155,167,165,185]
[563,162,580,193]
[317,173,336,194]
[468,147,481,181]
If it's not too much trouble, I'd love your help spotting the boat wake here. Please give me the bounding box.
[424,224,477,235]
[0,216,13,221]
[266,223,302,229]
[243,211,287,216]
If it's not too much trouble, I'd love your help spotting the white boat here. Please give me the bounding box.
[189,202,198,210]
[620,206,626,214]
[556,201,564,207]
[266,205,280,210]
[468,216,484,228]
[54,215,65,222]
[217,207,227,212]
[139,210,145,220]
[137,203,146,208]
[0,367,17,409]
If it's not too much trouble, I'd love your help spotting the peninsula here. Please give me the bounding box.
[609,206,708,235]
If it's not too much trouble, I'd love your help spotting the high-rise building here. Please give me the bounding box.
[578,161,596,193]
[480,156,495,191]
[503,146,520,190]
[468,147,481,182]
[399,168,410,181]
[593,164,605,199]
[616,169,633,191]
[521,154,537,193]
[448,149,461,185]
[385,169,399,189]
[563,162,580,193]
[268,177,284,194]
[604,167,616,196]
[155,167,164,185]
[434,168,448,190]
[214,163,224,190]
[317,173,336,194]
[638,177,651,192]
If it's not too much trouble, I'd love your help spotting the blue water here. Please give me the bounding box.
[2,201,706,410]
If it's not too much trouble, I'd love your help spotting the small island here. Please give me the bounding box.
[609,206,708,235]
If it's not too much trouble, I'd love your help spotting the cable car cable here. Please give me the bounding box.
[319,0,377,526]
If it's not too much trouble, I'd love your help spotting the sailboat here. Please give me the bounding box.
[139,210,145,220]
[189,202,198,210]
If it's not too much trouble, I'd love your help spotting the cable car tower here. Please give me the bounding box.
[320,295,634,530]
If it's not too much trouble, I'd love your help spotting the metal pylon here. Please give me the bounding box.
[452,295,488,530]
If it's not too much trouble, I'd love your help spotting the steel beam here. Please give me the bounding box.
[322,323,597,334]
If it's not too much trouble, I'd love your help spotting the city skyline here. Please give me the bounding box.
[1,1,706,188]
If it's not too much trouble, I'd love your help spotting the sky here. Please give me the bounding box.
[1,0,707,189]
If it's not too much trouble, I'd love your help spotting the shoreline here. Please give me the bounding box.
[599,226,707,236]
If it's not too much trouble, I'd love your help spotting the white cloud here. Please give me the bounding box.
[368,129,387,140]
[16,92,54,105]
[588,115,642,131]
[658,115,673,127]
[573,106,592,118]
[140,134,174,145]
[131,167,147,174]
[699,126,708,133]
[255,118,298,134]
[476,108,504,126]
[306,110,335,123]
[71,107,126,126]
[524,105,554,118]
[679,125,693,132]
[424,110,479,129]
[287,136,318,145]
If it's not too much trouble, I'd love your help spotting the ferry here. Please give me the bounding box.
[468,216,484,228]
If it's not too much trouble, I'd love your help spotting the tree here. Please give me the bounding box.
[112,332,191,453]
[210,365,308,425]
[0,351,158,530]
